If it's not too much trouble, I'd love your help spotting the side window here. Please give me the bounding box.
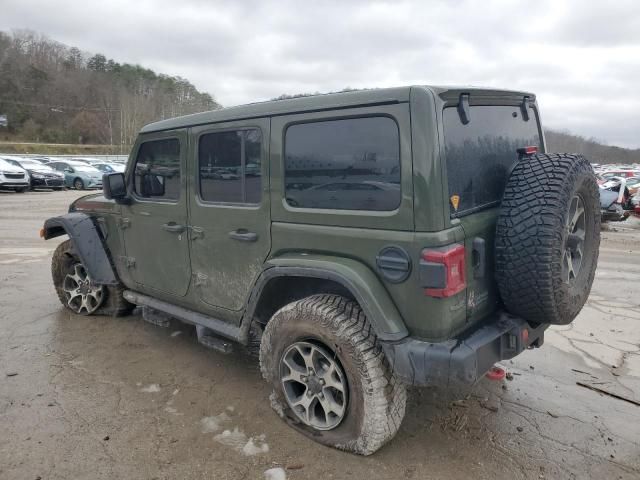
[198,129,262,204]
[284,116,401,211]
[133,138,181,201]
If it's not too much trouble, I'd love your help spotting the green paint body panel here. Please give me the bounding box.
[264,253,408,339]
[66,85,543,344]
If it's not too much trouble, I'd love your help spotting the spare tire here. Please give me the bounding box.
[495,153,600,325]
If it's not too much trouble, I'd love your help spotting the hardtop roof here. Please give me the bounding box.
[141,85,535,134]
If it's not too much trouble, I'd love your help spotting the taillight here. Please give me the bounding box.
[517,145,538,156]
[419,244,466,298]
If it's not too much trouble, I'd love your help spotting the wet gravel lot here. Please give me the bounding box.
[1,189,639,480]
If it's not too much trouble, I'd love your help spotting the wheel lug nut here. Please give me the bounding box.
[307,391,313,398]
[319,378,325,385]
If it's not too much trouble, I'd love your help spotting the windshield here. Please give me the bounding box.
[72,164,100,172]
[21,160,50,169]
[444,104,542,216]
[0,158,19,169]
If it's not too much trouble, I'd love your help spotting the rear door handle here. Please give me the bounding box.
[228,229,258,242]
[162,222,186,234]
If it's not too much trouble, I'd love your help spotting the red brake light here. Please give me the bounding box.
[422,245,466,298]
[517,146,538,156]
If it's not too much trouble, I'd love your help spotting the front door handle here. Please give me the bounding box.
[162,222,186,234]
[228,229,258,242]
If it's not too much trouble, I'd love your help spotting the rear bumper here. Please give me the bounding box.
[381,312,548,386]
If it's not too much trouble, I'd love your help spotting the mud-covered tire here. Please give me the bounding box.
[495,153,600,325]
[51,239,133,316]
[259,294,406,456]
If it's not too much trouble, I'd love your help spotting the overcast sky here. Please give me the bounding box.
[2,0,639,148]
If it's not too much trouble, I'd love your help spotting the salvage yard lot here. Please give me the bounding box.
[1,190,639,480]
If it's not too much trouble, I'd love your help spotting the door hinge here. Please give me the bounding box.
[117,217,131,229]
[119,256,136,268]
[190,226,204,240]
[193,272,208,287]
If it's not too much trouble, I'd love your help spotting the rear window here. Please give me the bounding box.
[284,116,401,211]
[444,105,541,216]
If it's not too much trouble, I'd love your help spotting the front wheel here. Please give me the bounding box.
[14,187,27,193]
[73,178,84,190]
[259,294,406,455]
[51,239,134,316]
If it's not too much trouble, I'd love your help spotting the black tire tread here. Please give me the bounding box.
[495,153,600,325]
[259,294,406,455]
[51,239,133,317]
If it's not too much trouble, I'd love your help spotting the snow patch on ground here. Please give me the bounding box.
[242,435,269,455]
[264,467,287,480]
[214,427,269,456]
[139,384,161,393]
[201,411,269,456]
[213,427,247,449]
[200,412,230,433]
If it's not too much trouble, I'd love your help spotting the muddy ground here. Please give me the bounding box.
[1,189,639,480]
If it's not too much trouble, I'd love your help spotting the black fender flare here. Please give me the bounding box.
[43,212,118,285]
[239,262,409,343]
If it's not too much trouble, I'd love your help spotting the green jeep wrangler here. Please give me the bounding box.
[43,86,600,455]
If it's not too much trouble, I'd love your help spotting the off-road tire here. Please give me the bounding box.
[73,178,84,190]
[259,294,406,455]
[495,153,600,325]
[52,239,133,316]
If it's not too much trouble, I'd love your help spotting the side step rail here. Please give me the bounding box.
[123,290,242,343]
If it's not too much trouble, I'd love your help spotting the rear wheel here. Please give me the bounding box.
[495,153,600,325]
[52,239,133,316]
[73,178,84,190]
[259,294,406,455]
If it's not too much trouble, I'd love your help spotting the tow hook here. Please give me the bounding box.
[485,365,506,381]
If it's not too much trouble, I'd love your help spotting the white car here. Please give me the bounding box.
[0,158,30,192]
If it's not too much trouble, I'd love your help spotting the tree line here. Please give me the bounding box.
[0,30,220,148]
[544,129,639,165]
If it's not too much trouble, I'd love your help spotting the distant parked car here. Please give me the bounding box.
[2,158,65,190]
[93,162,125,174]
[286,180,401,210]
[48,160,103,190]
[602,169,640,179]
[625,177,640,196]
[0,158,30,192]
[210,168,239,180]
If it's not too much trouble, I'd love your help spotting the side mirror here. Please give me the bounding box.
[103,172,129,203]
[140,173,165,197]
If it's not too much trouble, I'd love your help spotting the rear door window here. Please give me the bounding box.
[284,116,401,211]
[444,105,541,216]
[198,129,262,204]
